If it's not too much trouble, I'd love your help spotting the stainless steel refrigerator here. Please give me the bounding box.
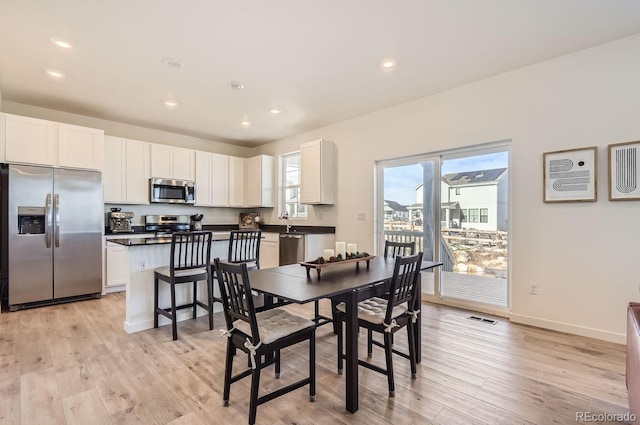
[1,164,103,310]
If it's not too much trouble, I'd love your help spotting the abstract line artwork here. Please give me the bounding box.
[608,141,640,201]
[543,147,597,203]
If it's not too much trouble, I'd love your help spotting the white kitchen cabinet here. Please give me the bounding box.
[150,144,195,180]
[103,136,150,204]
[58,123,104,170]
[229,156,245,207]
[4,113,56,166]
[211,153,229,206]
[105,242,129,292]
[103,136,126,202]
[125,139,151,203]
[3,113,104,171]
[260,232,279,269]
[300,139,335,205]
[195,151,229,207]
[244,155,274,208]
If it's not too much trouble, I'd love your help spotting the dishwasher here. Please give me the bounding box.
[279,233,305,265]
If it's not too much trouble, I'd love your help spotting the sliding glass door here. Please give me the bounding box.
[376,144,510,310]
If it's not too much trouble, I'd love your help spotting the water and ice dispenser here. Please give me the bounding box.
[17,207,46,234]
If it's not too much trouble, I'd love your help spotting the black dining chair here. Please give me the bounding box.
[383,240,416,258]
[335,252,423,397]
[227,229,262,270]
[214,258,316,425]
[153,231,214,340]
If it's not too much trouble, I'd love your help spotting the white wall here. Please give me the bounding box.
[254,34,640,343]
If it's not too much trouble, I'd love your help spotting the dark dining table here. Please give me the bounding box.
[247,256,442,413]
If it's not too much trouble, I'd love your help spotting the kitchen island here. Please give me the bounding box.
[107,232,230,333]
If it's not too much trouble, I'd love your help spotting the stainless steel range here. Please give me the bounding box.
[144,215,190,236]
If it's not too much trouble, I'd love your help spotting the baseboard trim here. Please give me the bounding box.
[510,313,625,345]
[124,309,212,334]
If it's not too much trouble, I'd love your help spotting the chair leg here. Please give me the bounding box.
[384,332,395,397]
[170,282,178,341]
[192,280,198,319]
[336,318,343,374]
[310,330,316,402]
[407,322,417,379]
[367,329,373,357]
[275,349,281,378]
[153,276,159,328]
[207,274,214,330]
[223,339,234,406]
[331,299,339,334]
[249,363,261,425]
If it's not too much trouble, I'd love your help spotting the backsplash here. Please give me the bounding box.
[104,203,244,226]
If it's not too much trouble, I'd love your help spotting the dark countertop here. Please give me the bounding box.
[107,233,231,246]
[105,224,335,236]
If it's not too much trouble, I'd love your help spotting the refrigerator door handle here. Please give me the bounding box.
[45,193,52,248]
[54,193,60,248]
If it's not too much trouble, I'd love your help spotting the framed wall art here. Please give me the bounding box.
[608,141,640,201]
[543,146,597,203]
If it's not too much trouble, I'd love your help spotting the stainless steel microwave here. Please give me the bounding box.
[149,178,195,204]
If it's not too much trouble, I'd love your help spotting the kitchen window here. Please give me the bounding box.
[281,152,307,219]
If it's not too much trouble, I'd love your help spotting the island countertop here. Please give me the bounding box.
[107,232,231,246]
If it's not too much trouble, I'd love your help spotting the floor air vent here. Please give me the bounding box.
[468,315,497,325]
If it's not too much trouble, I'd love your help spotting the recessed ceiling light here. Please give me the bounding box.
[228,81,245,90]
[380,58,397,70]
[269,107,283,114]
[162,58,183,69]
[164,99,179,109]
[45,69,65,80]
[239,120,251,127]
[50,38,72,49]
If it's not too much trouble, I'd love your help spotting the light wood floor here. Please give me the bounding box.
[0,293,630,425]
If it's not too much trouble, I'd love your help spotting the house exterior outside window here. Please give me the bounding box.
[480,208,489,223]
[468,208,479,223]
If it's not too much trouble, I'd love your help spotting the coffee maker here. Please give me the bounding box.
[108,209,134,233]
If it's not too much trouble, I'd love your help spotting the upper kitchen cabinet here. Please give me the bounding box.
[58,123,104,170]
[195,151,229,207]
[103,136,150,204]
[4,113,55,166]
[244,155,274,207]
[300,139,335,205]
[228,156,245,207]
[150,144,195,181]
[2,113,104,171]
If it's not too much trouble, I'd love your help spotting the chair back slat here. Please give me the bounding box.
[214,258,261,342]
[385,252,423,323]
[228,230,262,269]
[384,240,416,258]
[170,231,213,274]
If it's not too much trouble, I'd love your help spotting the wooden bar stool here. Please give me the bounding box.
[154,231,214,340]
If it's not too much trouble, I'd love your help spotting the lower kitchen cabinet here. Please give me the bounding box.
[260,232,279,269]
[105,242,129,292]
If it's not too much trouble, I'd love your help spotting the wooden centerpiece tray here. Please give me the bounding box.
[300,255,375,278]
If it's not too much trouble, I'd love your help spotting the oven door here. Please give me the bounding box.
[149,178,195,204]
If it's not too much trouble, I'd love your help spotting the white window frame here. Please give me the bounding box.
[280,151,307,219]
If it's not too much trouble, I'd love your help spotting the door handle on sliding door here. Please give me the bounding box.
[54,194,60,248]
[45,193,52,248]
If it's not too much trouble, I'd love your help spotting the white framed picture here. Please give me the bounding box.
[543,146,597,203]
[609,141,640,201]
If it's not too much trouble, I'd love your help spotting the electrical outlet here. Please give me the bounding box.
[529,282,539,295]
[138,259,148,271]
[356,212,366,221]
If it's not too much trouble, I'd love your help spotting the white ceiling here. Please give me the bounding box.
[1,1,640,147]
